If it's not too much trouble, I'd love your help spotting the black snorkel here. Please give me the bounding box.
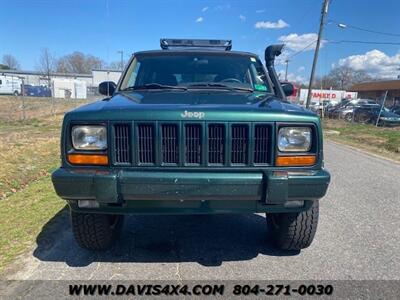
[265,44,286,100]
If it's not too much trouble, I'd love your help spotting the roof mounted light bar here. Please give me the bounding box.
[160,38,232,51]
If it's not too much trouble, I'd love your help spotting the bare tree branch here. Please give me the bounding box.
[37,48,56,86]
[2,54,20,70]
[56,52,104,74]
[315,66,372,90]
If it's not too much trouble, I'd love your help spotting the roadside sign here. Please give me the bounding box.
[299,89,358,103]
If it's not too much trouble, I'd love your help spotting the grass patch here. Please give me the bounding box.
[0,116,63,199]
[0,98,97,275]
[0,115,67,273]
[323,119,400,162]
[0,176,65,273]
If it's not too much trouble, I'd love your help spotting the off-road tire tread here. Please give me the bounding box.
[71,211,123,250]
[268,201,319,250]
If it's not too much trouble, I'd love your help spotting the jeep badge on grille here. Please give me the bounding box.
[181,110,205,119]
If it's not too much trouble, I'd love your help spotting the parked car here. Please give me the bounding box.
[339,104,358,121]
[323,101,338,117]
[51,39,330,251]
[354,105,400,126]
[23,84,34,96]
[325,103,340,118]
[352,99,378,106]
[326,99,352,119]
[308,100,321,115]
[390,105,400,115]
[328,100,380,121]
[37,85,52,97]
[327,102,354,120]
[344,103,382,122]
[23,84,51,97]
[0,75,22,95]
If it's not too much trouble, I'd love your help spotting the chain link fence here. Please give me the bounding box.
[321,92,400,155]
[313,91,400,127]
[0,95,97,122]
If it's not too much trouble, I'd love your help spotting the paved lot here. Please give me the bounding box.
[5,141,400,280]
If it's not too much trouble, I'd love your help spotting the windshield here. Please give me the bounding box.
[120,53,271,93]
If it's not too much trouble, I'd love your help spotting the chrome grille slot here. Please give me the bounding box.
[254,125,270,164]
[114,124,131,164]
[231,124,248,164]
[161,124,179,164]
[185,124,202,164]
[208,124,225,164]
[137,124,155,164]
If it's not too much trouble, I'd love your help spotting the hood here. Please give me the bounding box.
[68,90,316,122]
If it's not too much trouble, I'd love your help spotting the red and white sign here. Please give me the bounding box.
[299,89,358,103]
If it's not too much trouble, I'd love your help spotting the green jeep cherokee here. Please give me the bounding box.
[52,39,330,251]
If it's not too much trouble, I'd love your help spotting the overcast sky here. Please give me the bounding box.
[1,0,399,82]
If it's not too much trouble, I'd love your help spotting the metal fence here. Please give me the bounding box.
[308,91,400,127]
[0,95,96,122]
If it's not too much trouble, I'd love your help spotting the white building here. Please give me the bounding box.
[0,69,122,98]
[92,69,122,86]
[0,69,93,87]
[52,78,87,99]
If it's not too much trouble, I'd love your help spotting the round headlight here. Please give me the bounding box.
[278,127,312,152]
[72,125,107,150]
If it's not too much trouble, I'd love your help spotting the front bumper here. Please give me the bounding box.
[52,168,330,214]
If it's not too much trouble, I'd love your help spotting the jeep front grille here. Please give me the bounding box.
[113,122,271,167]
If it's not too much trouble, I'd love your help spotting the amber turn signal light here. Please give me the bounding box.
[276,155,316,167]
[68,154,108,165]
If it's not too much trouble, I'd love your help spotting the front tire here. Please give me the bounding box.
[71,211,124,250]
[266,201,319,250]
[344,113,353,122]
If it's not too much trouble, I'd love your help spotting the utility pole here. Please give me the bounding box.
[376,91,388,126]
[306,0,330,108]
[117,50,124,70]
[284,59,289,81]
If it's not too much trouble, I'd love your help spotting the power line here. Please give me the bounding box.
[287,39,400,63]
[329,19,400,37]
[328,40,400,45]
[287,39,318,59]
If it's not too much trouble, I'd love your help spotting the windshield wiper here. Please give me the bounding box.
[120,83,187,91]
[187,83,254,92]
[256,94,276,106]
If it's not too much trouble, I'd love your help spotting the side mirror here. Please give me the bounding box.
[99,81,117,96]
[281,82,294,97]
